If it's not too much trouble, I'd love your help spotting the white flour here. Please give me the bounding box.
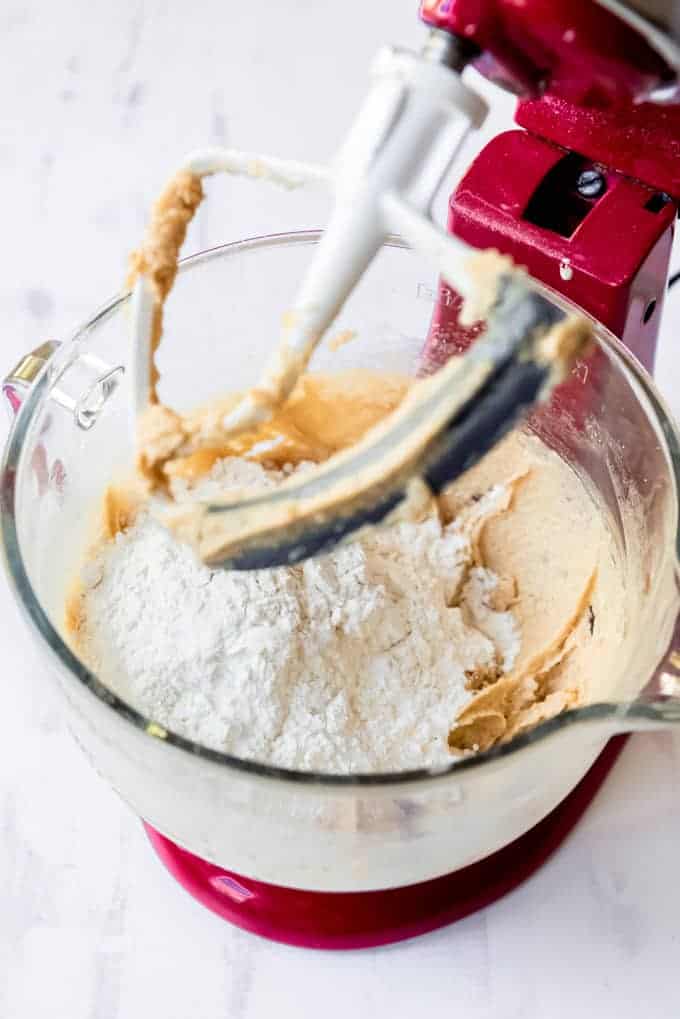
[75,459,520,773]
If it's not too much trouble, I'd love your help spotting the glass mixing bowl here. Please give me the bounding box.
[2,231,680,893]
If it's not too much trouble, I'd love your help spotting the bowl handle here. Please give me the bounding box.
[2,341,59,417]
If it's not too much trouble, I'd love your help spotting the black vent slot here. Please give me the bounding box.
[645,192,672,214]
[523,154,598,239]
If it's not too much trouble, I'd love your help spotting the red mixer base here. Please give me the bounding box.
[144,737,625,950]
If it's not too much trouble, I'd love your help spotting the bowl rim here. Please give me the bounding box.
[3,229,680,790]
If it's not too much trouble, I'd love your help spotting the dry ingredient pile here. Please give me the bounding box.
[73,457,521,772]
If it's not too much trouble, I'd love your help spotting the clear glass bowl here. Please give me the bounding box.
[2,231,680,892]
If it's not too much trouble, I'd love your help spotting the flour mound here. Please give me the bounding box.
[76,459,520,773]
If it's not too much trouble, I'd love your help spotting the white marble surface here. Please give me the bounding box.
[3,1,680,1016]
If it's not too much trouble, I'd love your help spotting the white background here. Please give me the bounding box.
[2,2,680,1017]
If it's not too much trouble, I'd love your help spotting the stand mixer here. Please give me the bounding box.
[4,0,680,949]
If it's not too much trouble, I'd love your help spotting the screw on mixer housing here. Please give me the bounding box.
[576,169,606,199]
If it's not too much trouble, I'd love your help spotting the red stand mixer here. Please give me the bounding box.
[142,0,680,946]
[4,0,680,950]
